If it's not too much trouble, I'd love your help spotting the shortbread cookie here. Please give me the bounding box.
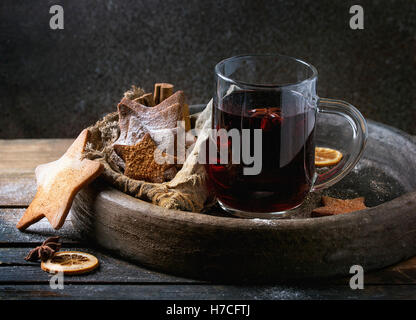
[16,130,103,230]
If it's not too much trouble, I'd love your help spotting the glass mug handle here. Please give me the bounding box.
[312,98,368,191]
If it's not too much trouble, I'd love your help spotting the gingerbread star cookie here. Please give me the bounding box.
[153,89,190,131]
[312,196,368,217]
[16,130,103,230]
[114,98,183,147]
[119,95,184,129]
[115,90,189,139]
[114,133,177,183]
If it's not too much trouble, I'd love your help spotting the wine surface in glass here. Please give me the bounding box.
[206,90,316,213]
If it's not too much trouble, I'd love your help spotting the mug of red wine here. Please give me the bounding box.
[205,54,368,218]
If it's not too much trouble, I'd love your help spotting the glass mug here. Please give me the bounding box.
[205,54,368,218]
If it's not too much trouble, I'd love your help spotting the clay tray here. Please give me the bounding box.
[71,105,416,282]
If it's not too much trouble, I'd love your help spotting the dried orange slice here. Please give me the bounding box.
[41,251,99,275]
[315,147,343,167]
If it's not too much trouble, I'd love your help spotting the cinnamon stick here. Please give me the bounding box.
[154,83,174,105]
[183,103,191,131]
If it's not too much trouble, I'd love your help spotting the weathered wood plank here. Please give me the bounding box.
[1,138,416,291]
[0,248,199,284]
[0,174,36,207]
[0,209,80,244]
[0,139,73,206]
[1,283,416,300]
[2,248,416,286]
[3,207,416,284]
[0,139,73,174]
[324,257,416,286]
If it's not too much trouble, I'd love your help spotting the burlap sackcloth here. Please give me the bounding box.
[82,100,213,213]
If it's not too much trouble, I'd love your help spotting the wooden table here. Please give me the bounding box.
[1,139,416,300]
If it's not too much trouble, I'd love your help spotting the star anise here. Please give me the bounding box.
[248,107,283,131]
[24,236,62,262]
[248,107,281,119]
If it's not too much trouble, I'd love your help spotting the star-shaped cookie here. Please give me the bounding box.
[312,196,368,217]
[114,90,187,147]
[114,133,177,183]
[16,129,103,230]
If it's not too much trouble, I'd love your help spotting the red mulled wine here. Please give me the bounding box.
[206,90,316,213]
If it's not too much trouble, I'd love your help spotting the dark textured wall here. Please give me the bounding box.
[1,0,415,138]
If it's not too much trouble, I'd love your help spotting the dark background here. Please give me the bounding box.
[1,0,415,138]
